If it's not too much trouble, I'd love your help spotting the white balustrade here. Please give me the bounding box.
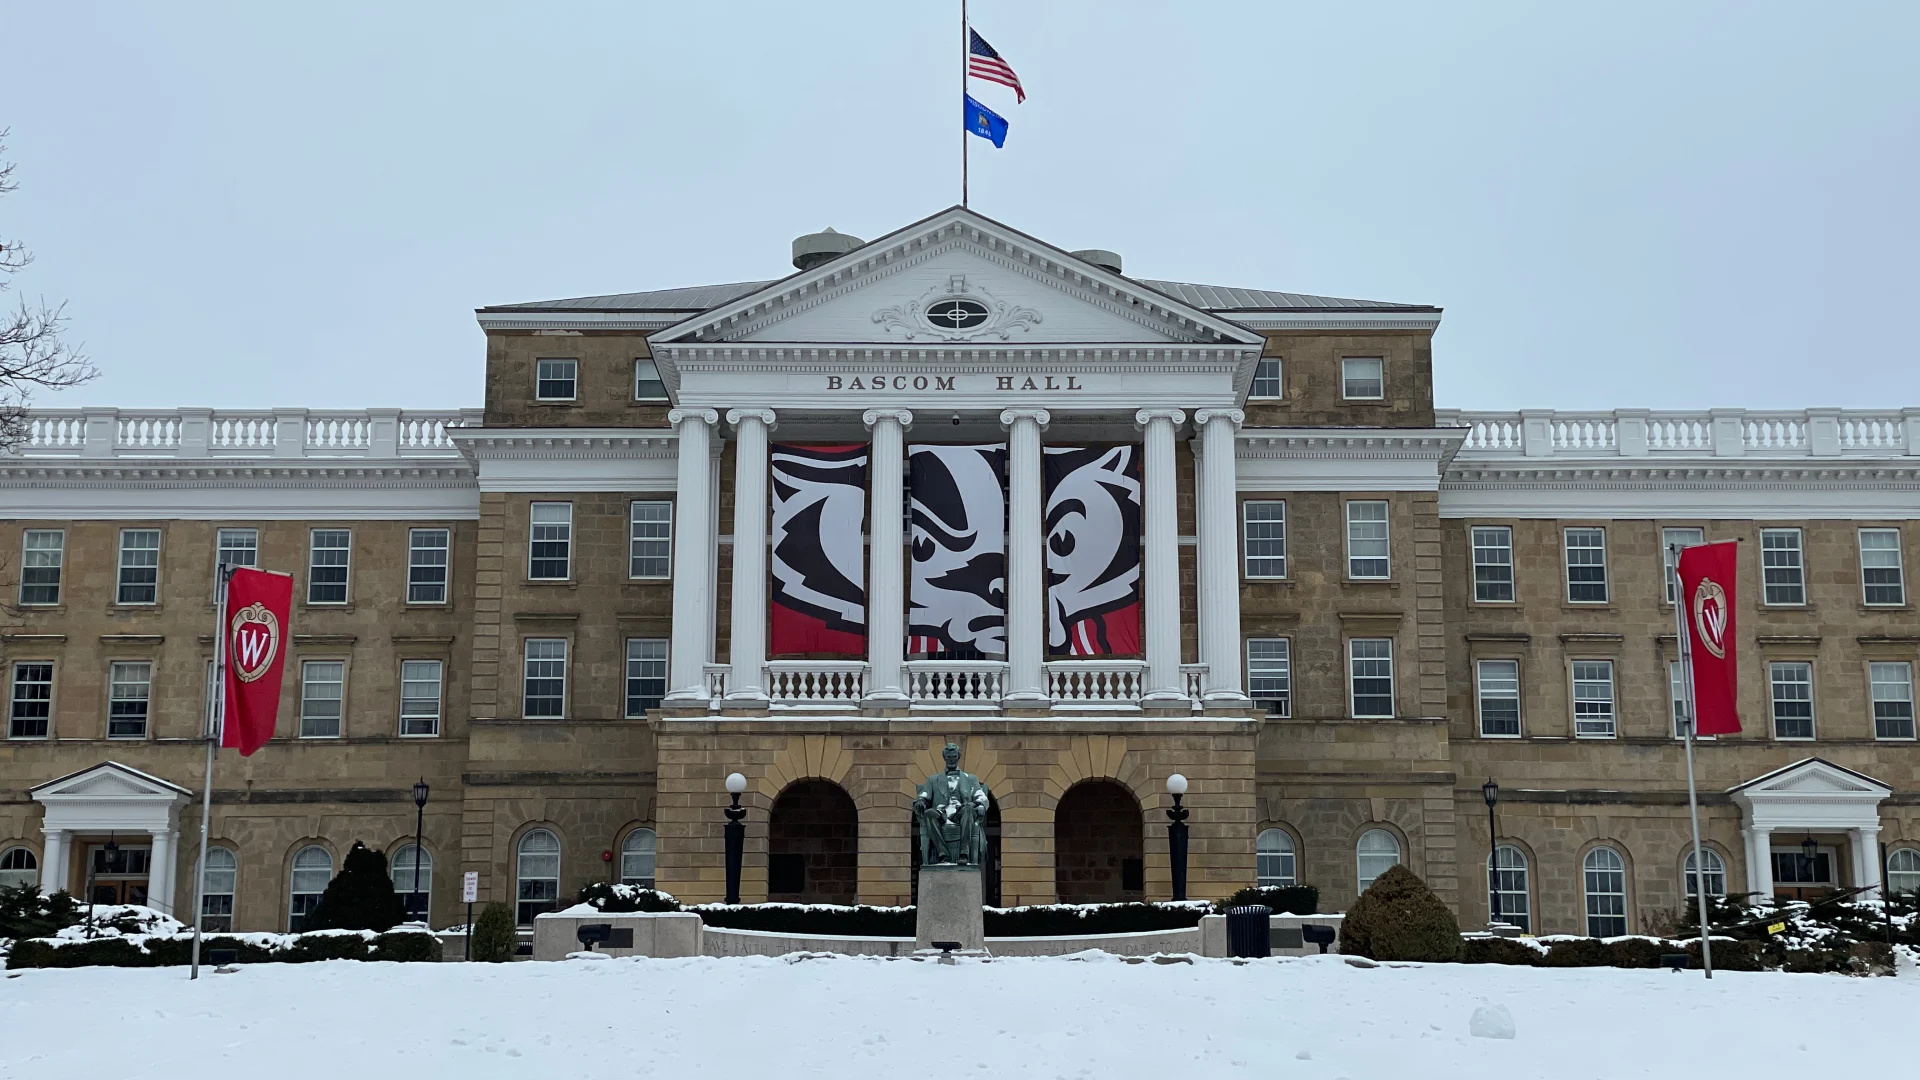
[764,661,868,704]
[212,414,278,451]
[1549,415,1615,452]
[26,413,86,450]
[1046,660,1147,706]
[1743,414,1806,451]
[703,664,731,700]
[116,414,181,450]
[1838,415,1904,452]
[12,408,476,458]
[1645,415,1713,452]
[1179,664,1209,702]
[307,414,371,450]
[905,661,1006,704]
[1441,409,1912,460]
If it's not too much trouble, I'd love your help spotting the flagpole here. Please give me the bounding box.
[190,562,230,981]
[1670,542,1714,979]
[960,0,969,207]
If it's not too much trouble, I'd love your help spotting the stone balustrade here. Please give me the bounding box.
[1436,408,1920,460]
[14,407,483,458]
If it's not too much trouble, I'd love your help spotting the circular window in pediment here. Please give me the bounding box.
[925,298,990,330]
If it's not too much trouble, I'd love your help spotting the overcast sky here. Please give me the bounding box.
[6,1,1916,412]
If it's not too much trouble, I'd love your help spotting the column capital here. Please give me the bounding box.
[1134,408,1187,430]
[861,408,914,430]
[1193,408,1245,429]
[725,408,777,430]
[999,407,1050,430]
[668,407,719,427]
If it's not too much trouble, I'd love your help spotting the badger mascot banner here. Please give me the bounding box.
[770,443,869,656]
[1044,445,1143,657]
[907,444,1008,657]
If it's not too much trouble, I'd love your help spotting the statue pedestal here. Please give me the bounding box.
[914,866,985,953]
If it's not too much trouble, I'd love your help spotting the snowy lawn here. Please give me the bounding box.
[3,952,1912,1079]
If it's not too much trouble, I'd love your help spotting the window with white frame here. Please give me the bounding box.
[1583,846,1628,936]
[1471,526,1513,603]
[1242,501,1286,579]
[1563,528,1608,603]
[516,829,561,925]
[629,502,673,579]
[1341,357,1384,400]
[408,528,450,604]
[0,846,38,890]
[1476,659,1520,737]
[300,660,345,738]
[1774,846,1833,887]
[1489,845,1530,933]
[216,527,258,571]
[523,639,567,718]
[1349,639,1394,719]
[1871,661,1915,740]
[400,659,443,737]
[1888,848,1920,896]
[1249,357,1282,399]
[621,828,657,888]
[1346,501,1390,579]
[307,529,351,604]
[634,358,667,400]
[1761,528,1805,605]
[535,357,577,401]
[625,639,667,716]
[1685,848,1726,899]
[288,846,332,932]
[1256,829,1296,887]
[1769,661,1815,739]
[1355,829,1401,893]
[1662,527,1705,604]
[200,847,237,932]
[117,529,161,604]
[390,844,432,919]
[1572,660,1616,737]
[107,660,152,739]
[9,661,52,739]
[1247,638,1291,717]
[20,529,63,606]
[529,503,572,580]
[1860,528,1906,605]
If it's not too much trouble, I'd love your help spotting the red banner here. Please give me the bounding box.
[221,567,294,756]
[1678,541,1741,735]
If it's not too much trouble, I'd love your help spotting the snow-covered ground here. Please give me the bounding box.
[3,952,1911,1079]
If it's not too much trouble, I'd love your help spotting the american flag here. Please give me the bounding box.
[968,29,1025,103]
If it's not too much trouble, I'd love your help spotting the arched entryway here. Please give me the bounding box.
[911,795,1002,907]
[767,779,858,904]
[1054,780,1144,904]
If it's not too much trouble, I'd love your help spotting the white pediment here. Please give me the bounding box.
[1730,758,1889,800]
[32,761,192,801]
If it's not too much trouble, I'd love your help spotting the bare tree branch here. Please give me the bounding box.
[0,128,96,449]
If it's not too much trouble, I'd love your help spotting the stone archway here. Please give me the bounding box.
[1054,780,1144,904]
[767,779,859,904]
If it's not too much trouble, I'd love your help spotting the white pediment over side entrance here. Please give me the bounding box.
[1728,757,1889,831]
[31,761,192,833]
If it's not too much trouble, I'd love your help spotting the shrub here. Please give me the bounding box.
[283,933,370,963]
[577,883,682,913]
[470,902,517,962]
[698,904,914,937]
[1604,938,1667,969]
[304,842,405,932]
[1215,885,1319,916]
[6,937,152,969]
[1338,865,1462,962]
[370,929,442,963]
[142,935,278,967]
[986,902,1208,937]
[1690,937,1762,971]
[1460,937,1539,965]
[0,884,80,941]
[1541,938,1613,967]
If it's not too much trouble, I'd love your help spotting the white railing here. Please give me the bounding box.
[1046,660,1146,705]
[10,407,482,458]
[765,661,867,705]
[1438,408,1916,460]
[1180,663,1208,702]
[905,660,1006,704]
[703,664,730,700]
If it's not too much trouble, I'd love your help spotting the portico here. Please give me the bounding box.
[1730,758,1892,900]
[29,762,193,915]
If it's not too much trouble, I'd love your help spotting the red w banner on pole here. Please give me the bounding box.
[1678,541,1741,735]
[221,567,294,756]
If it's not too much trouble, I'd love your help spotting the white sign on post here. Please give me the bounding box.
[462,871,479,904]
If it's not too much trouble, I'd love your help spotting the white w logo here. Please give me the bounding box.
[234,627,272,669]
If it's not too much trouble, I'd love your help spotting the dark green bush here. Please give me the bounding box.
[1690,938,1762,971]
[1460,936,1540,965]
[698,904,913,937]
[283,933,370,963]
[0,884,80,941]
[1604,938,1667,969]
[987,902,1208,937]
[370,929,442,962]
[304,841,405,932]
[6,937,153,969]
[470,902,517,962]
[1339,865,1462,962]
[577,883,682,913]
[142,935,277,966]
[1541,938,1613,967]
[1214,885,1319,916]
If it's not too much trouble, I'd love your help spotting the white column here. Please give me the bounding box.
[40,828,69,894]
[1193,408,1247,702]
[725,408,776,703]
[1136,408,1186,704]
[666,408,719,702]
[147,828,175,916]
[1001,408,1050,703]
[1851,825,1883,898]
[1745,826,1775,899]
[862,409,912,703]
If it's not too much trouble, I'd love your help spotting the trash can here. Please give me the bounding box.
[1225,904,1272,958]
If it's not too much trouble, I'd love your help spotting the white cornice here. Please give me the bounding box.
[1233,428,1464,493]
[450,428,677,461]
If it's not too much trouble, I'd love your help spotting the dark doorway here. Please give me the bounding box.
[767,779,859,904]
[1054,780,1144,904]
[911,796,1002,907]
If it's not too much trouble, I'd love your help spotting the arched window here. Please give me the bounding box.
[0,846,37,890]
[200,848,237,932]
[516,829,561,926]
[1489,845,1530,933]
[1685,848,1726,899]
[1355,829,1401,894]
[1256,829,1296,887]
[1583,847,1628,937]
[621,828,657,888]
[288,846,332,932]
[1887,848,1920,896]
[390,844,432,920]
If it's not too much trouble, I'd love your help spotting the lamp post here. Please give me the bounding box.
[1166,773,1190,903]
[1482,779,1501,928]
[410,779,429,924]
[724,772,747,905]
[1800,832,1819,903]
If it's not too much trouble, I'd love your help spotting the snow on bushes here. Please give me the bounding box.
[3,902,441,969]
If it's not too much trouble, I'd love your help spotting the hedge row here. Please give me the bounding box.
[1458,934,1890,974]
[6,929,441,969]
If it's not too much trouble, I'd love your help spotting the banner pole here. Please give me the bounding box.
[1671,542,1714,979]
[961,0,969,208]
[190,562,230,981]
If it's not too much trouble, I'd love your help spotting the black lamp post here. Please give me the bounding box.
[1482,779,1501,926]
[410,779,429,923]
[1801,832,1819,899]
[723,772,747,905]
[1166,773,1190,902]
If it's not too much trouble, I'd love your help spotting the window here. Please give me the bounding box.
[1773,847,1833,887]
[1887,848,1920,896]
[524,639,567,718]
[1471,526,1513,603]
[1761,528,1805,605]
[1563,528,1608,603]
[529,502,572,580]
[9,662,52,739]
[1476,659,1521,737]
[624,639,667,716]
[307,529,351,604]
[391,844,432,920]
[535,357,577,401]
[216,527,258,571]
[289,846,332,932]
[1247,639,1291,717]
[19,529,63,605]
[400,659,443,737]
[1769,661,1814,739]
[1346,501,1390,579]
[300,660,345,738]
[1685,848,1726,899]
[516,829,561,925]
[1256,829,1296,887]
[1341,357,1384,400]
[1861,528,1906,605]
[1583,847,1628,936]
[1662,527,1705,604]
[408,528,450,604]
[620,829,657,888]
[629,502,673,579]
[0,847,37,890]
[1489,845,1530,933]
[1355,829,1401,893]
[107,660,152,739]
[1870,662,1915,740]
[1249,356,1282,399]
[1572,660,1616,738]
[1668,660,1700,739]
[200,847,237,932]
[1349,639,1394,718]
[117,529,161,604]
[634,358,667,400]
[1242,501,1287,579]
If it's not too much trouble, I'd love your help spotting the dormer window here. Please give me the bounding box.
[536,358,577,402]
[925,298,989,330]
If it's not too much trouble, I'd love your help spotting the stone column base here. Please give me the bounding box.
[914,866,985,952]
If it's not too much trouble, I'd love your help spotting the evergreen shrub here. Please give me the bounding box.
[576,883,682,913]
[1214,885,1319,916]
[1338,865,1462,962]
[470,902,517,962]
[1541,938,1614,967]
[304,842,404,932]
[1604,938,1666,968]
[283,933,369,963]
[369,929,442,962]
[1459,937,1539,965]
[0,884,80,941]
